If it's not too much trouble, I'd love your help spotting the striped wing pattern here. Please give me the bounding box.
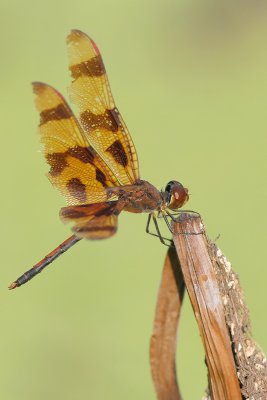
[33,82,118,206]
[60,202,119,239]
[33,31,140,238]
[67,29,139,185]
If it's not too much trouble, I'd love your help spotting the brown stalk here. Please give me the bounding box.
[172,214,241,399]
[150,246,185,400]
[150,214,267,399]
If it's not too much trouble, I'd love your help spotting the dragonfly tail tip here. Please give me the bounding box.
[8,282,17,290]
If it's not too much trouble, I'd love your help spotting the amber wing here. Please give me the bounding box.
[60,202,119,239]
[33,31,140,239]
[67,29,139,186]
[32,82,120,205]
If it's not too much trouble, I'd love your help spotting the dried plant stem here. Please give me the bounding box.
[208,242,267,399]
[150,214,267,399]
[150,247,185,400]
[172,215,241,399]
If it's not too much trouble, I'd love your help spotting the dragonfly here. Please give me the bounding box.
[9,30,189,290]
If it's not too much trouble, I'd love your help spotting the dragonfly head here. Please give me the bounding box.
[164,180,189,210]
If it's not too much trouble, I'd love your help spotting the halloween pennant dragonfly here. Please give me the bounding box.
[9,30,189,289]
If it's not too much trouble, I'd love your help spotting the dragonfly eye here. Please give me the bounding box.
[164,180,189,210]
[164,180,176,203]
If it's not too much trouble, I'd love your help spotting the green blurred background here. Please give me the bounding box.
[1,0,267,398]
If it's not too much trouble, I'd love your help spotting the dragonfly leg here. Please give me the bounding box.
[164,210,203,235]
[165,209,200,221]
[145,213,173,246]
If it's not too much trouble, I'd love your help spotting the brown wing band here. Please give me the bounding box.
[70,56,105,78]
